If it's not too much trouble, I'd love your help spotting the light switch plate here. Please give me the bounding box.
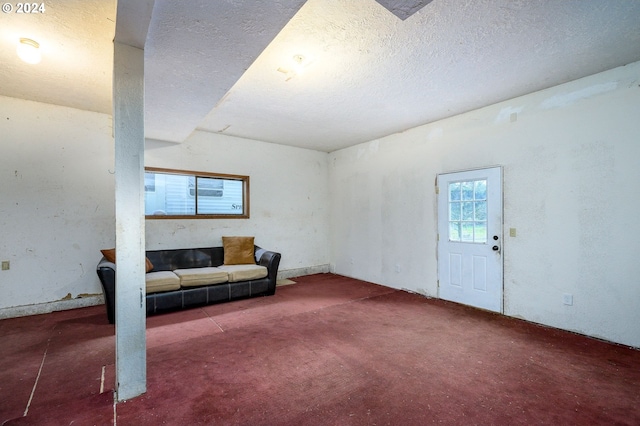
[509,228,516,237]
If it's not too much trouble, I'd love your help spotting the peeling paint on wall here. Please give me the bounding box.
[1,96,114,312]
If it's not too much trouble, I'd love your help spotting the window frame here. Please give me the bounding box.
[144,167,250,219]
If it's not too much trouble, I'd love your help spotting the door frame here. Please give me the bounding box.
[436,165,504,313]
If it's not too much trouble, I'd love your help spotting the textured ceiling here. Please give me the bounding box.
[0,0,115,114]
[2,0,640,153]
[143,0,307,143]
[374,0,434,20]
[196,0,640,151]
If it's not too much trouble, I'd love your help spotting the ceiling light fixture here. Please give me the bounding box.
[17,38,41,64]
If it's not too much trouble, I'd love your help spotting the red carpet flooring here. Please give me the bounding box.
[2,273,640,425]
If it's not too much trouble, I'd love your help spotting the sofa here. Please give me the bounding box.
[96,242,281,324]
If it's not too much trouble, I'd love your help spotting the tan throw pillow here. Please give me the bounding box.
[100,248,117,263]
[100,248,154,273]
[222,236,255,265]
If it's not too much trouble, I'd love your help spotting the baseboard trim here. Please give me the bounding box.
[0,295,105,320]
[277,264,330,280]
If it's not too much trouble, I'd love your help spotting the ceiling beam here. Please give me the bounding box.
[143,0,307,143]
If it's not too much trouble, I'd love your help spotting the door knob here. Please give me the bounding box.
[492,245,499,251]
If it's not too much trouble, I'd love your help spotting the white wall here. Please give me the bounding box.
[3,61,638,347]
[145,131,330,276]
[0,97,330,317]
[329,61,640,348]
[0,96,115,313]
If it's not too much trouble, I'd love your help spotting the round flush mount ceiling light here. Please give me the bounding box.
[17,38,41,64]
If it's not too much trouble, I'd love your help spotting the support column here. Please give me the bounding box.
[113,41,146,401]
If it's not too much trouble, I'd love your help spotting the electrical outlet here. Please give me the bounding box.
[1,261,9,271]
[563,293,573,306]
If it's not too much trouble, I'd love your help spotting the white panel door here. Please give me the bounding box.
[437,167,503,313]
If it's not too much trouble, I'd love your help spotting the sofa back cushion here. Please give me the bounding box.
[146,247,225,272]
[101,248,154,272]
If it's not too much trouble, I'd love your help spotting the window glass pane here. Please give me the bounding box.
[462,202,474,221]
[145,173,195,215]
[449,202,461,221]
[449,183,461,201]
[462,181,474,200]
[145,169,249,218]
[144,173,155,192]
[474,180,487,200]
[461,222,474,242]
[192,177,223,197]
[449,222,460,241]
[474,222,487,243]
[474,201,487,220]
[197,178,244,215]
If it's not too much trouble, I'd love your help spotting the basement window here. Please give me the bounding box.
[144,167,249,219]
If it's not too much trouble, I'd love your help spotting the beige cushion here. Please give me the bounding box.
[174,267,228,287]
[217,264,268,282]
[145,271,180,294]
[222,236,255,265]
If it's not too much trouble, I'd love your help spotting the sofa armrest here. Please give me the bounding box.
[256,248,281,270]
[255,246,281,294]
[97,258,116,271]
[96,257,116,324]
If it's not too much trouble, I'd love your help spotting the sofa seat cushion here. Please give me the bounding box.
[174,267,229,288]
[146,271,181,294]
[217,264,268,282]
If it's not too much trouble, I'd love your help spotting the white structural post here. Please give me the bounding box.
[113,41,147,401]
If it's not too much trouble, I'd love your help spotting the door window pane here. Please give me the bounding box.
[474,222,487,243]
[449,222,461,242]
[448,179,488,243]
[449,182,461,201]
[474,180,487,200]
[462,182,474,200]
[449,203,461,221]
[461,222,474,242]
[474,201,487,220]
[462,202,474,220]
